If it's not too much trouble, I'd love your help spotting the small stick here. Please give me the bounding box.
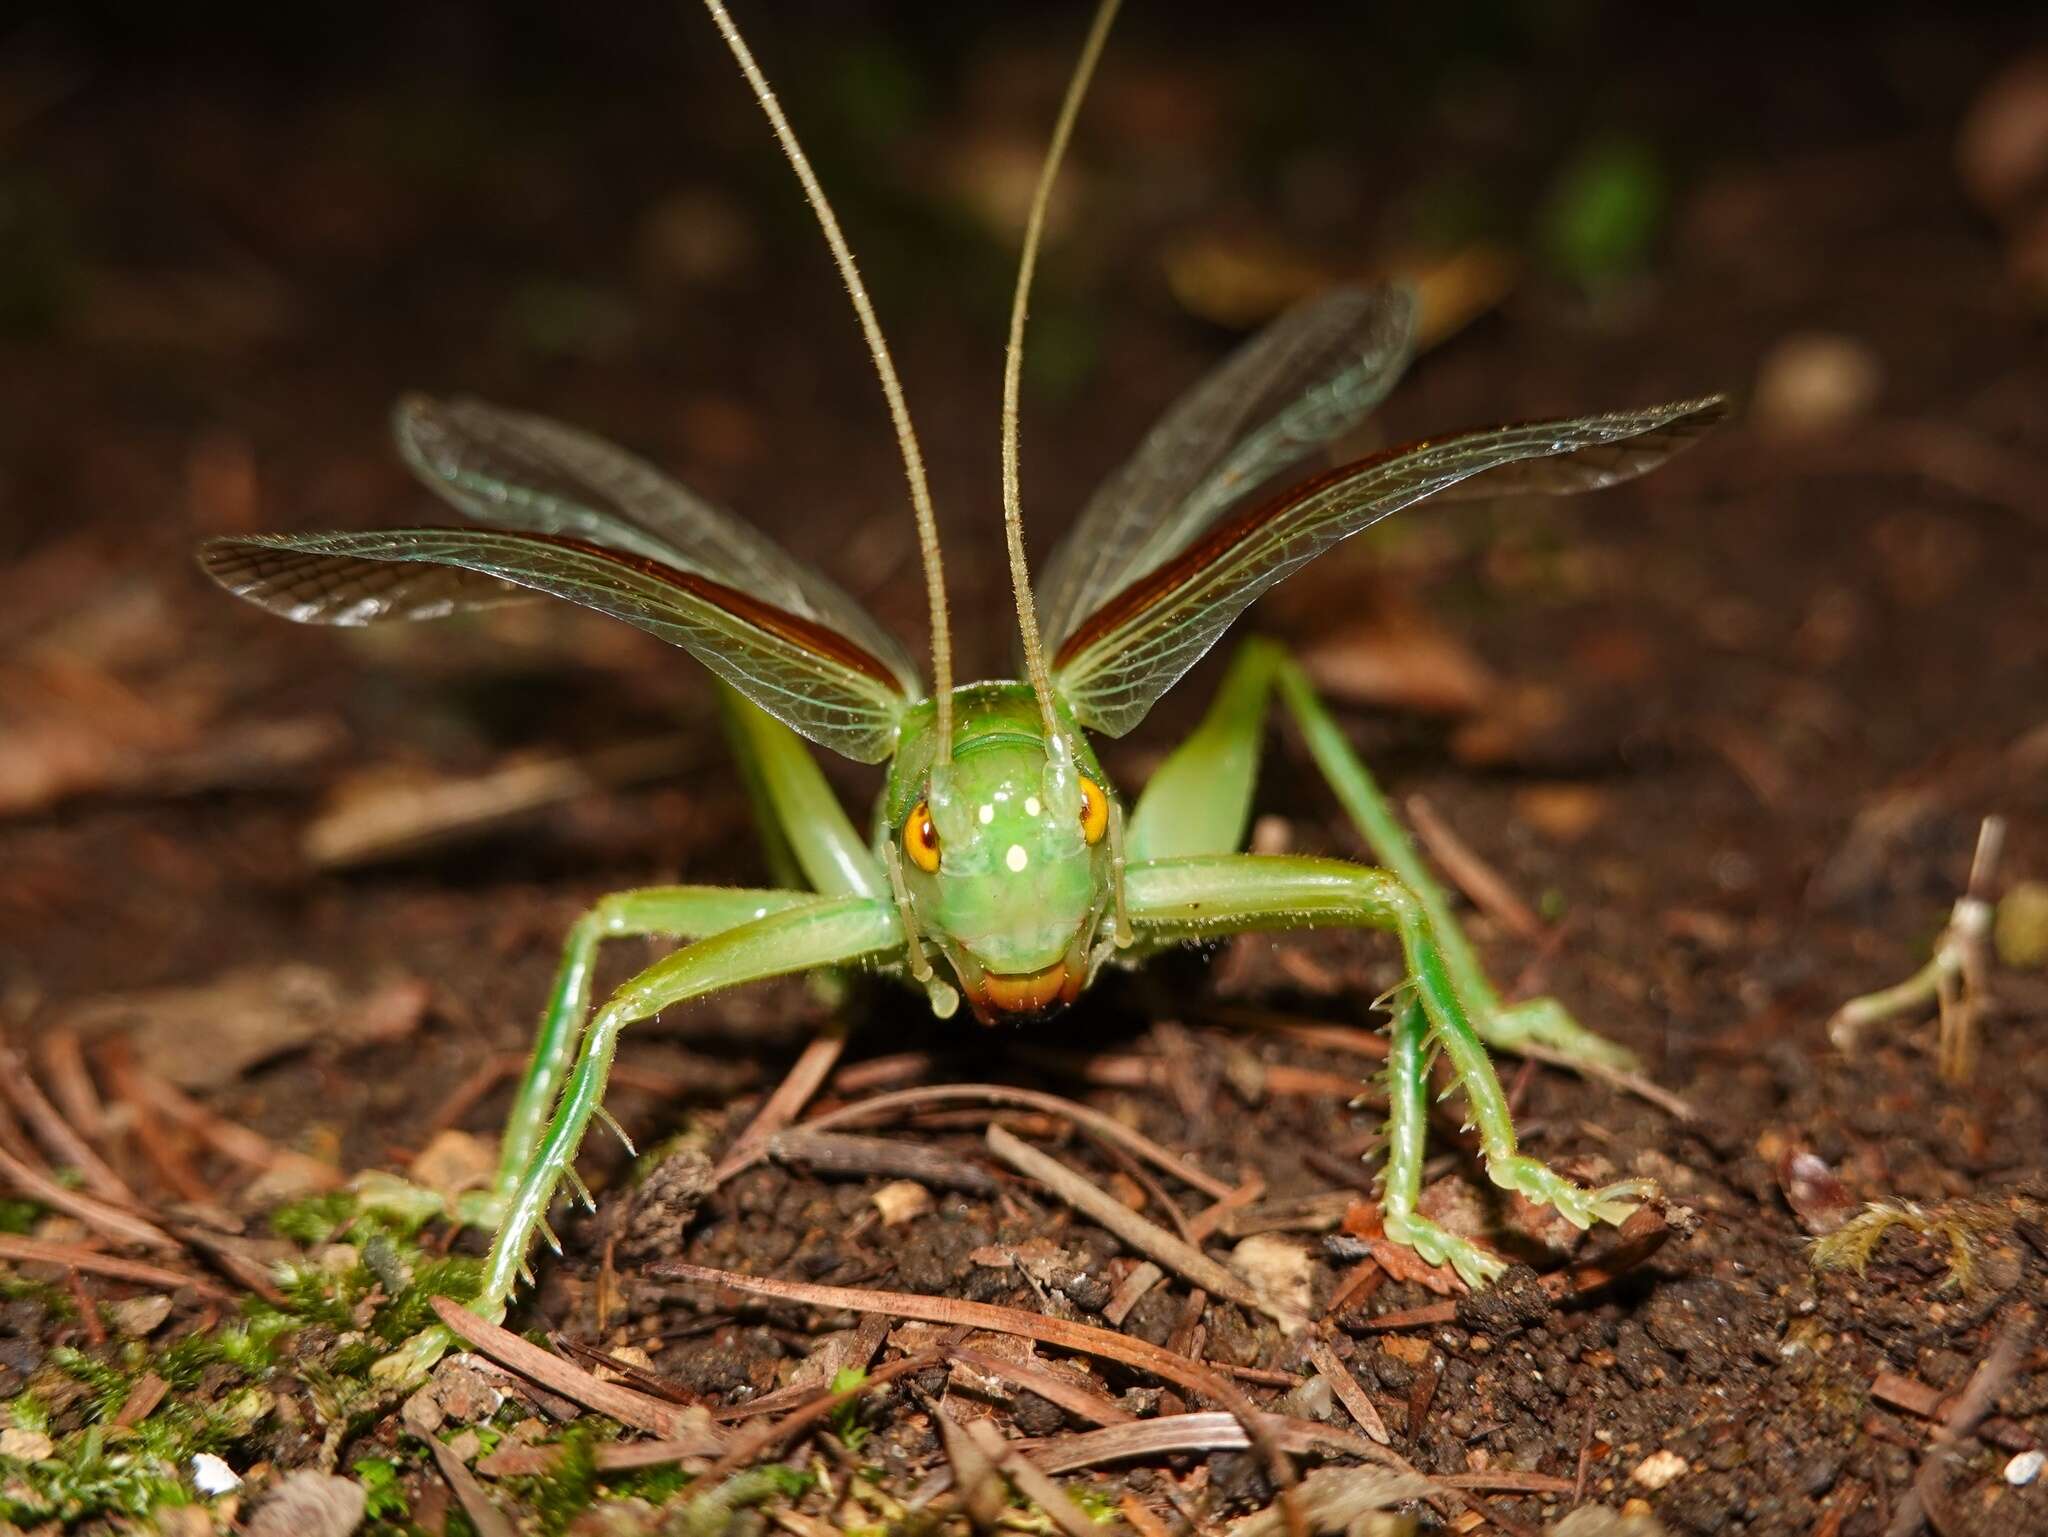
[0,1047,138,1206]
[1406,794,1543,940]
[950,1346,1135,1426]
[1886,1314,2031,1537]
[1185,1175,1267,1244]
[1831,815,2004,1085]
[1302,1335,1391,1445]
[0,1234,227,1297]
[964,1414,1119,1537]
[986,1125,1295,1327]
[713,1026,847,1185]
[34,1030,110,1152]
[131,1075,343,1190]
[429,1296,708,1439]
[796,1084,1233,1200]
[765,1129,997,1194]
[112,1372,169,1428]
[422,1433,518,1537]
[702,1347,947,1480]
[0,1145,179,1252]
[65,1270,105,1346]
[1571,1402,1597,1505]
[1102,1262,1164,1326]
[99,1047,214,1209]
[652,1261,1306,1503]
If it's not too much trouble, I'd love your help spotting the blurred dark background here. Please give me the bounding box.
[2,0,2043,1001]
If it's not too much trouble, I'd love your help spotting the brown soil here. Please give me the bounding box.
[3,4,2045,1533]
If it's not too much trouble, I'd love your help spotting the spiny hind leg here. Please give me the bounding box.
[1269,640,1635,1070]
[1123,853,1651,1286]
[1127,638,1632,1070]
[1378,996,1504,1289]
[354,886,818,1233]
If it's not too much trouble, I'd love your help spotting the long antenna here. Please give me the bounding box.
[700,0,955,757]
[1002,0,1121,744]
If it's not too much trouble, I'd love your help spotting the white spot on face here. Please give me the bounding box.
[1005,844,1029,873]
[977,804,994,825]
[1024,796,1043,818]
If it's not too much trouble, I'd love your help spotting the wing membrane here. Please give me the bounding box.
[392,395,922,693]
[200,529,912,762]
[1051,395,1729,736]
[1037,286,1417,652]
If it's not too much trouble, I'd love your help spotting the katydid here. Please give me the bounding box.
[199,0,1724,1370]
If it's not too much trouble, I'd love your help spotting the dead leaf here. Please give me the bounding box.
[245,1471,365,1537]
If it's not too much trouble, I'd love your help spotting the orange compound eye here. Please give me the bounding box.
[1079,777,1109,845]
[903,800,942,874]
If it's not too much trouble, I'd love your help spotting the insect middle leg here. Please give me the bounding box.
[1122,853,1650,1288]
[1127,637,1635,1071]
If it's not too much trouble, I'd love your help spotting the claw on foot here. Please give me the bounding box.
[1487,1156,1654,1232]
[1385,1210,1507,1291]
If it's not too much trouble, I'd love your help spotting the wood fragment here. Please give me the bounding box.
[306,735,698,869]
[423,1432,518,1537]
[766,1128,997,1193]
[36,1031,111,1154]
[1406,793,1543,939]
[0,1046,138,1207]
[1102,1262,1164,1327]
[795,1084,1233,1200]
[1186,1176,1268,1243]
[652,1261,1304,1500]
[986,1125,1297,1327]
[0,1145,180,1252]
[930,1399,1007,1528]
[712,1027,848,1185]
[0,1234,227,1297]
[112,1371,169,1428]
[133,1075,344,1191]
[1302,1335,1390,1445]
[703,1347,947,1480]
[429,1296,712,1439]
[964,1413,1118,1537]
[1119,1492,1172,1537]
[1886,1312,2033,1537]
[950,1347,1136,1426]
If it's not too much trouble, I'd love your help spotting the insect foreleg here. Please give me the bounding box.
[1122,853,1649,1287]
[492,886,824,1207]
[375,893,905,1383]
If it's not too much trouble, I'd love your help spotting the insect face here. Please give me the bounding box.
[885,685,1115,1021]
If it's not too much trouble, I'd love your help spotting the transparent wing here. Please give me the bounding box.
[1036,286,1417,652]
[1052,396,1730,736]
[392,394,922,694]
[199,529,913,762]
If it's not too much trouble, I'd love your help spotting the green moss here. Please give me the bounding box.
[353,1456,410,1522]
[270,1191,360,1245]
[374,1256,484,1345]
[0,1199,42,1235]
[527,1421,599,1537]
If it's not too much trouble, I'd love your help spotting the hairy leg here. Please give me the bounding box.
[1124,854,1649,1287]
[1129,637,1634,1070]
[379,895,904,1382]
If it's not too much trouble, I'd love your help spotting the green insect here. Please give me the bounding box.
[200,0,1723,1372]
